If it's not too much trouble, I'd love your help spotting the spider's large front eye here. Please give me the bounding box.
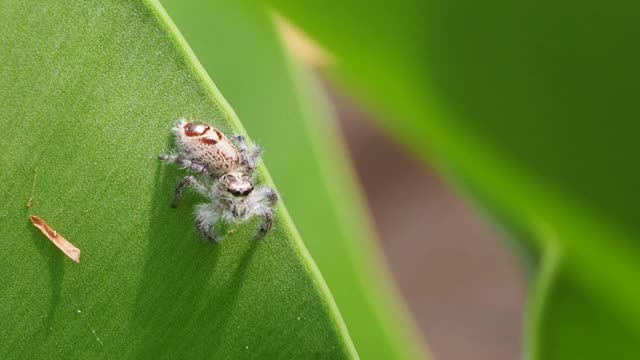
[230,187,252,197]
[184,122,210,137]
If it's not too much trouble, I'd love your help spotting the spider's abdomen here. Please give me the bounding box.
[173,120,242,176]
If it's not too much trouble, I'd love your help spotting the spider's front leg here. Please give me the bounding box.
[255,210,274,240]
[253,187,279,239]
[172,175,208,208]
[194,203,221,243]
[158,154,210,175]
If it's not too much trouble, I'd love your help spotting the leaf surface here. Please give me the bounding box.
[0,1,356,358]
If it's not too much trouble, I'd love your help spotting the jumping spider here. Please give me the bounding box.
[158,119,278,242]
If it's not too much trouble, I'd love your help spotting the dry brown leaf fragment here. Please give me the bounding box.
[30,215,80,263]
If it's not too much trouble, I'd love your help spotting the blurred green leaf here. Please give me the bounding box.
[527,248,638,360]
[0,0,356,358]
[160,1,427,359]
[265,0,640,358]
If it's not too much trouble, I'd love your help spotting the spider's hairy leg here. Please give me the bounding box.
[172,175,208,208]
[255,209,274,240]
[245,145,262,175]
[252,186,278,239]
[158,154,210,175]
[231,135,261,174]
[265,187,278,206]
[195,203,221,243]
[254,186,279,206]
[231,134,247,157]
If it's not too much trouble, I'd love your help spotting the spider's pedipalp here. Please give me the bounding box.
[195,203,220,243]
[252,186,278,207]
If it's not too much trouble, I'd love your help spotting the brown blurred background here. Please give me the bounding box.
[328,86,528,360]
[280,20,528,360]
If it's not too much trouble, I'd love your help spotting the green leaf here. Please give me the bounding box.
[527,247,638,360]
[265,0,640,358]
[158,1,428,359]
[0,0,356,358]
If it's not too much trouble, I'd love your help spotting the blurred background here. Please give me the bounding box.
[281,20,527,359]
[332,86,527,360]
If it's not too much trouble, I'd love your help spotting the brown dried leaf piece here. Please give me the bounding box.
[30,215,80,263]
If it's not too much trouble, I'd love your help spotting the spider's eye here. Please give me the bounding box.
[184,122,210,137]
[229,187,252,197]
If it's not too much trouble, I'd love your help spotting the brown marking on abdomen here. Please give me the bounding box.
[201,137,218,145]
[214,129,223,140]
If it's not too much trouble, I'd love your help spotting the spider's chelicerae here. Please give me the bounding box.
[158,119,278,242]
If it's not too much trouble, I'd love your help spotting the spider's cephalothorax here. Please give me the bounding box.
[158,119,278,242]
